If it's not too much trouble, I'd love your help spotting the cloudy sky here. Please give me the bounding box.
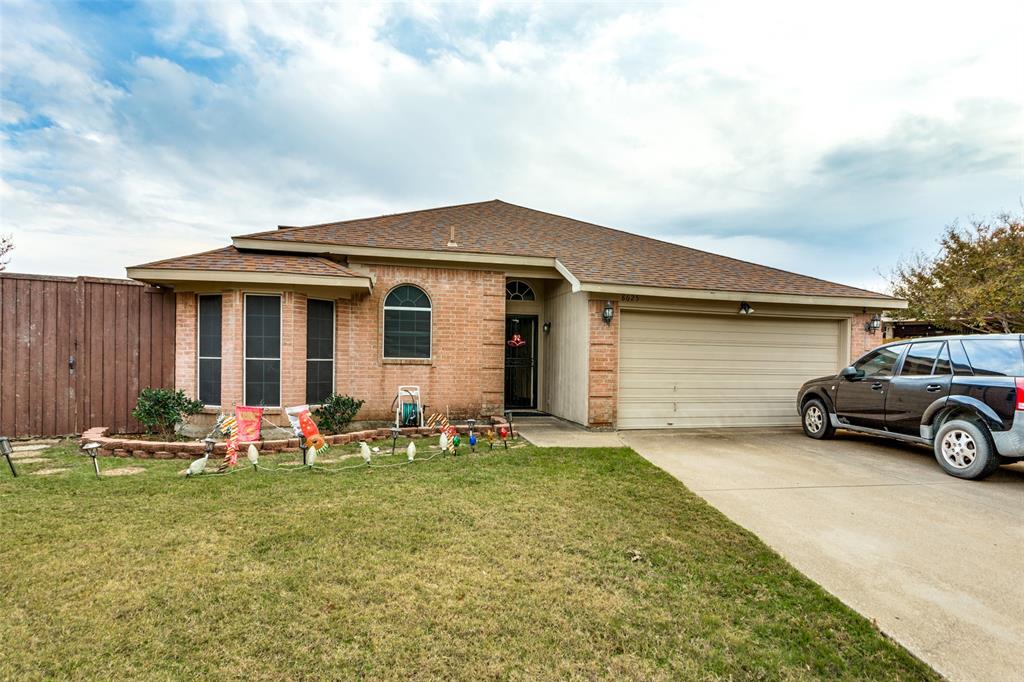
[1,1,1021,292]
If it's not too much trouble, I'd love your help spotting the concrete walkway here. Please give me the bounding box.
[622,428,1024,682]
[514,416,624,448]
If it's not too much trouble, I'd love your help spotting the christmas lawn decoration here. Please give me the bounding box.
[286,405,329,465]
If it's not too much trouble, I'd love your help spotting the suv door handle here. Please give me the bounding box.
[871,382,884,391]
[926,384,943,392]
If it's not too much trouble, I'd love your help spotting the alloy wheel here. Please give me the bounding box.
[940,429,977,469]
[804,405,824,434]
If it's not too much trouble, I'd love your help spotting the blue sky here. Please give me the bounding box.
[1,0,1021,292]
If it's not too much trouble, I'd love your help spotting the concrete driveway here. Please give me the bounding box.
[621,428,1024,682]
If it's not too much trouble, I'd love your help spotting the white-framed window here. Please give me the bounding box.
[197,294,222,406]
[244,294,281,407]
[383,285,431,359]
[306,298,335,404]
[505,280,535,301]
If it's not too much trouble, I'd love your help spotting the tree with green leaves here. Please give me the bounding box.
[0,233,12,271]
[888,214,1023,333]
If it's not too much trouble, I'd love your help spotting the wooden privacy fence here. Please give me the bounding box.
[0,273,176,437]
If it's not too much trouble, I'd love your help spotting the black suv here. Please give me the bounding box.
[797,334,1024,480]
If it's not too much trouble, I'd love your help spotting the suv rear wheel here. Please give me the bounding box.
[933,419,1001,480]
[801,398,835,440]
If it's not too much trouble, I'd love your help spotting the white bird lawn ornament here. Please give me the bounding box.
[247,444,259,470]
[186,454,208,477]
[407,441,416,462]
[359,441,372,464]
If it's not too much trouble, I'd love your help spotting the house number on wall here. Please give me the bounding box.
[620,294,640,303]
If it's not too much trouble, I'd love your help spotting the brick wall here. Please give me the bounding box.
[175,264,507,421]
[337,264,506,421]
[587,298,618,428]
[850,312,881,362]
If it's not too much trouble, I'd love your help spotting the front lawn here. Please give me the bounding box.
[0,440,935,680]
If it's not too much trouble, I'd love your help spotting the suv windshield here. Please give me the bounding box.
[961,339,1024,377]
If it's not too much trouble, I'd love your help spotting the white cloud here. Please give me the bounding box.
[1,0,1021,286]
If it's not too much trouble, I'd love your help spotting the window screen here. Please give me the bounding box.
[961,339,1024,377]
[245,295,281,406]
[198,295,222,405]
[306,299,334,404]
[901,341,943,376]
[383,285,431,359]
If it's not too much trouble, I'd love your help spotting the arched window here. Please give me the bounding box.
[383,285,431,358]
[505,280,535,301]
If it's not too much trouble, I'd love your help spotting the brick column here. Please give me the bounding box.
[587,298,619,428]
[281,292,307,407]
[220,290,244,409]
[850,312,880,362]
[174,293,197,399]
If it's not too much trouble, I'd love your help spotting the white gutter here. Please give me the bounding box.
[578,282,907,309]
[126,268,373,290]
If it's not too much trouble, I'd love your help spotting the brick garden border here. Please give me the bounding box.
[80,416,514,460]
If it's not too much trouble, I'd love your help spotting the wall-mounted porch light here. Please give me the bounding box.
[864,314,882,334]
[602,301,614,325]
[542,321,551,334]
[738,302,755,315]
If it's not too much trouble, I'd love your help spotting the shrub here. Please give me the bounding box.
[132,387,203,439]
[314,394,365,434]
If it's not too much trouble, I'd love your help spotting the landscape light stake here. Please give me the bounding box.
[0,436,16,477]
[80,441,102,478]
[467,419,477,452]
[504,411,515,441]
[390,426,400,457]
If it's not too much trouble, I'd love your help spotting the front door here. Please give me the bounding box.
[834,344,904,429]
[504,316,538,409]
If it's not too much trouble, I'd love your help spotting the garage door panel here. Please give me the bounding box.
[618,311,843,429]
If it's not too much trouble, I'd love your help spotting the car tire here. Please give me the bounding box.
[801,398,835,440]
[933,419,1001,480]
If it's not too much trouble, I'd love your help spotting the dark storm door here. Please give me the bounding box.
[504,316,538,409]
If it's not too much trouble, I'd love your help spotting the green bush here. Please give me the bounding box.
[131,387,203,439]
[314,394,365,434]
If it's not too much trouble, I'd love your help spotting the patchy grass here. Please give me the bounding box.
[1,440,935,680]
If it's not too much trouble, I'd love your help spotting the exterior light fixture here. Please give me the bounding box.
[0,436,16,478]
[390,426,401,456]
[187,438,216,476]
[80,441,102,478]
[602,301,614,325]
[542,321,551,334]
[864,314,882,334]
[738,302,754,315]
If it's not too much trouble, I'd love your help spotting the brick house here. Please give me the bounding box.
[127,200,904,429]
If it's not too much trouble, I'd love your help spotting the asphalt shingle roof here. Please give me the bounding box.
[133,246,364,278]
[235,200,891,299]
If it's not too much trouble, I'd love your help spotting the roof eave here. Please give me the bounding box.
[125,267,374,291]
[578,282,907,309]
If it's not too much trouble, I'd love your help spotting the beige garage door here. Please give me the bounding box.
[618,311,843,429]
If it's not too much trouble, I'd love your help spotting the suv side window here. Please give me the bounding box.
[901,341,943,376]
[961,339,1024,376]
[948,340,973,375]
[933,343,952,375]
[854,345,903,378]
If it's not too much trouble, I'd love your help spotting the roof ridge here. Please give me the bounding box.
[239,199,503,239]
[130,245,235,269]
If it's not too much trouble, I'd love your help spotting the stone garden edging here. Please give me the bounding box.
[80,416,514,459]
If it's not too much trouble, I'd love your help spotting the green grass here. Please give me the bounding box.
[0,439,935,680]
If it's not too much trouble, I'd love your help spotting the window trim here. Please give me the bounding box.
[381,284,432,361]
[243,292,282,408]
[306,297,336,405]
[196,294,222,407]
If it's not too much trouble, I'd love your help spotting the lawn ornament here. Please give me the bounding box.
[187,438,216,477]
[359,441,372,464]
[80,441,102,478]
[0,436,16,477]
[407,441,416,462]
[247,443,259,471]
[439,431,449,453]
[469,433,477,451]
[214,413,239,469]
[485,429,495,450]
[392,386,423,427]
[390,426,401,456]
[452,433,461,448]
[286,405,329,462]
[500,425,509,449]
